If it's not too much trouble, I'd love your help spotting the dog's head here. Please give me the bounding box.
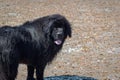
[43,14,72,45]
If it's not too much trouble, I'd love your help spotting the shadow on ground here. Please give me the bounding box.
[44,75,97,80]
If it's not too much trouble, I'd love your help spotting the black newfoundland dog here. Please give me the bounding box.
[0,14,72,80]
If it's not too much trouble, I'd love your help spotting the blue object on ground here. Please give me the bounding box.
[44,75,97,80]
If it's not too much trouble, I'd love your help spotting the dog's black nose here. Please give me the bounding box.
[58,34,63,38]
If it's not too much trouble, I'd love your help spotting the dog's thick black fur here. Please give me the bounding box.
[0,14,71,80]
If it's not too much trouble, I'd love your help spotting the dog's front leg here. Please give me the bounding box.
[27,65,35,80]
[36,64,46,80]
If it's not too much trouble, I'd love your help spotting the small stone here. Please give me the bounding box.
[8,13,18,16]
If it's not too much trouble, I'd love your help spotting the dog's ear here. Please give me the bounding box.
[64,20,72,38]
[42,20,53,34]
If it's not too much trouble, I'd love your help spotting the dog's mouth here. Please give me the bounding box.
[54,40,62,45]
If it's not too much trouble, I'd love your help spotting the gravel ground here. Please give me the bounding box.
[0,0,120,80]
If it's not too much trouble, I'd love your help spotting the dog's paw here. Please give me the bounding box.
[27,77,36,80]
